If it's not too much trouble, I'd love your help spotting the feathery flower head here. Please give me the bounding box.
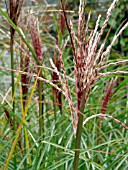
[28,14,43,64]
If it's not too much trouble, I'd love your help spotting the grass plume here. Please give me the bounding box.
[28,14,44,150]
[60,0,128,169]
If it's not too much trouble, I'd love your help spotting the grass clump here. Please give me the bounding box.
[0,0,128,169]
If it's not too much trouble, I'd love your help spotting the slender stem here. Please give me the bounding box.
[60,0,77,60]
[39,71,44,136]
[10,34,17,169]
[74,90,87,170]
[38,69,44,156]
[10,1,16,167]
[10,35,15,114]
[73,109,84,170]
[23,128,27,167]
[53,93,57,125]
[23,98,27,167]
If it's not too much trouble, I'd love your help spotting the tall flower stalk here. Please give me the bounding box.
[29,15,44,144]
[10,0,24,112]
[20,46,30,166]
[9,0,24,168]
[60,0,128,169]
[52,9,67,119]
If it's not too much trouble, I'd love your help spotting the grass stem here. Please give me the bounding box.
[38,69,44,156]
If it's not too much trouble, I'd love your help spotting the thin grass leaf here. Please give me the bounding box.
[4,70,40,169]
